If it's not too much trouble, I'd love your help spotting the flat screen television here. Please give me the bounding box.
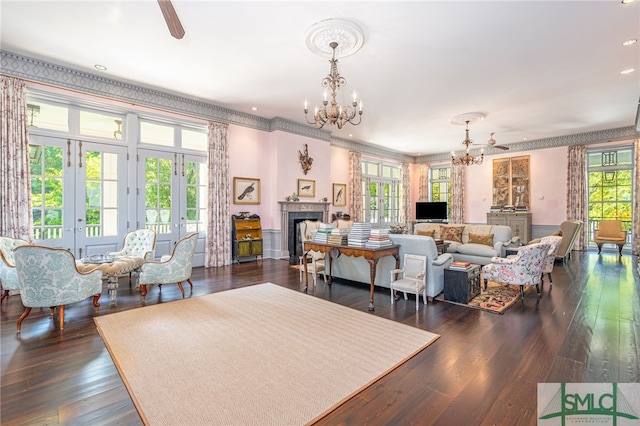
[415,202,448,221]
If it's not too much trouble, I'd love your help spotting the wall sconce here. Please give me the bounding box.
[113,119,123,139]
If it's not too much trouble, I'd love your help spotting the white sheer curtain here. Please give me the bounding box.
[0,76,31,240]
[450,164,465,224]
[632,139,639,256]
[349,151,362,222]
[400,162,411,226]
[418,164,428,201]
[205,121,231,267]
[566,145,588,251]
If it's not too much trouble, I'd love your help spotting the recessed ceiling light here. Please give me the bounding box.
[621,68,635,74]
[621,0,635,4]
[349,134,353,137]
[523,137,528,141]
[251,106,258,111]
[94,64,107,71]
[622,39,638,46]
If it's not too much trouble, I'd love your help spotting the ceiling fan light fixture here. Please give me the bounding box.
[622,38,638,46]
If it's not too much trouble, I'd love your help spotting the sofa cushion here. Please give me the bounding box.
[469,233,494,246]
[440,225,464,242]
[456,243,498,258]
[416,229,435,237]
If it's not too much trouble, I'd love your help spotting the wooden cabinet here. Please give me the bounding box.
[232,215,263,263]
[487,212,532,244]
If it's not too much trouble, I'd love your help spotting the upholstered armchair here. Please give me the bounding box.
[13,245,103,331]
[0,236,30,304]
[390,254,427,310]
[138,233,198,301]
[539,235,562,287]
[298,220,326,286]
[108,229,156,261]
[594,220,627,255]
[531,220,582,262]
[481,243,550,300]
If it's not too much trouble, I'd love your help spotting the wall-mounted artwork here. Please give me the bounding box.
[492,155,530,209]
[333,183,347,206]
[233,177,260,205]
[297,179,315,198]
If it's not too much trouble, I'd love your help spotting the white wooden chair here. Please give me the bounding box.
[298,220,326,287]
[390,254,427,310]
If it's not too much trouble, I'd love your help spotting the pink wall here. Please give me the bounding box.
[463,147,568,225]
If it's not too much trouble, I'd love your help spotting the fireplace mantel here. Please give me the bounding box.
[279,201,330,262]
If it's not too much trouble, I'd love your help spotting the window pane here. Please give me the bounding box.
[140,121,174,146]
[182,129,207,151]
[27,101,69,132]
[80,111,124,140]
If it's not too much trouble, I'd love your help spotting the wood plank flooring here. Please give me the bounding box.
[1,251,638,425]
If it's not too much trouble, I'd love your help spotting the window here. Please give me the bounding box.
[361,160,401,227]
[140,121,175,147]
[587,146,634,247]
[80,110,125,140]
[430,166,451,218]
[26,101,68,132]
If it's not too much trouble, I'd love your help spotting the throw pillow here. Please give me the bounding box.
[469,233,494,246]
[553,230,563,236]
[416,229,435,237]
[440,225,464,243]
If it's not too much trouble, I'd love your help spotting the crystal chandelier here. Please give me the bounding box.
[451,120,484,166]
[304,42,363,129]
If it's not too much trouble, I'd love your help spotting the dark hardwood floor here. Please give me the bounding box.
[1,251,639,425]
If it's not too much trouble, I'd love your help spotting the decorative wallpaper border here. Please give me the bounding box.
[2,50,636,165]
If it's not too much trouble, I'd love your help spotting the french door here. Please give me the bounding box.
[29,135,128,258]
[137,149,207,266]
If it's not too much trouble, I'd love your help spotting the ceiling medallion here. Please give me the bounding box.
[450,112,487,126]
[305,19,365,59]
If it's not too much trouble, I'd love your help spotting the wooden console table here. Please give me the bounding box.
[302,241,400,311]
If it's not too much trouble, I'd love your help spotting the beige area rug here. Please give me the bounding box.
[94,283,439,425]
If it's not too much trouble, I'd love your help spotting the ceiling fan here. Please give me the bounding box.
[157,0,185,39]
[477,132,509,150]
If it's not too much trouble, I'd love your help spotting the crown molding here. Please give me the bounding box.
[330,137,414,162]
[416,126,640,164]
[269,117,331,141]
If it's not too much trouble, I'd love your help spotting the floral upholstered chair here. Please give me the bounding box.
[13,245,103,331]
[390,254,427,311]
[0,236,31,304]
[108,228,156,261]
[481,243,549,300]
[539,235,563,288]
[138,233,198,302]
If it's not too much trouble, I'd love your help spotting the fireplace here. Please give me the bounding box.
[279,201,330,264]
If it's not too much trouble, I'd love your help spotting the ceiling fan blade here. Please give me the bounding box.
[157,0,185,39]
[494,145,510,150]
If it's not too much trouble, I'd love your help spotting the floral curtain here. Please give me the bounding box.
[205,121,231,267]
[349,151,362,222]
[0,76,31,240]
[566,144,588,251]
[450,164,465,224]
[418,164,428,201]
[633,139,639,256]
[400,162,411,226]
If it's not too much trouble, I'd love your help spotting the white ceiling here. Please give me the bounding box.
[1,1,639,156]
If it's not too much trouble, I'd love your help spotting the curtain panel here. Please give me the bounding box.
[401,162,411,226]
[205,121,231,267]
[349,151,362,222]
[451,164,465,224]
[418,164,428,201]
[0,75,31,240]
[566,145,588,251]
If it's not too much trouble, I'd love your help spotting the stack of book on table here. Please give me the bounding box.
[327,228,349,245]
[365,228,392,248]
[313,223,335,244]
[347,222,372,247]
[449,261,475,271]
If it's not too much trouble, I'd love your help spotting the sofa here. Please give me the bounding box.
[414,223,512,265]
[329,234,453,300]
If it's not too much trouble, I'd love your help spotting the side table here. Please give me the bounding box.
[444,264,481,303]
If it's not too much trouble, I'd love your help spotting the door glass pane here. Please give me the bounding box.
[85,151,118,237]
[185,161,207,232]
[30,145,64,240]
[146,157,172,234]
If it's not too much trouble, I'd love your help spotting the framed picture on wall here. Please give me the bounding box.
[298,179,315,198]
[333,183,346,206]
[233,177,260,204]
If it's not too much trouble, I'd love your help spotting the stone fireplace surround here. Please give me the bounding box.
[279,201,330,264]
